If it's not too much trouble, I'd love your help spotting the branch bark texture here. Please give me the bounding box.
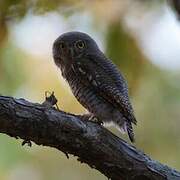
[0,95,179,180]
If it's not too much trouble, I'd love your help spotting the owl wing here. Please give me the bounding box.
[72,54,137,125]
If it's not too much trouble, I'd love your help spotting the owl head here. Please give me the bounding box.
[53,31,100,67]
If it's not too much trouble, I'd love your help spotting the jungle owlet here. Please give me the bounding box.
[53,31,137,142]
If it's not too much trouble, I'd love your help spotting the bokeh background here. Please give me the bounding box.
[0,0,180,179]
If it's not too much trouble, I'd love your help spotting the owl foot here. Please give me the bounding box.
[22,140,32,147]
[89,116,103,125]
[78,114,92,121]
[79,114,103,125]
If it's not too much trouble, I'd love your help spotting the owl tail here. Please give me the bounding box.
[104,120,135,143]
[118,121,135,143]
[126,121,135,143]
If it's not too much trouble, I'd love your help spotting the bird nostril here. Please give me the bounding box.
[68,48,74,57]
[60,42,65,50]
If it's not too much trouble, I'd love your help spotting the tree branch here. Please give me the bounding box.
[0,95,179,180]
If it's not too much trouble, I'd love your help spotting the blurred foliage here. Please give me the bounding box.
[0,0,180,180]
[0,0,76,18]
[0,43,26,95]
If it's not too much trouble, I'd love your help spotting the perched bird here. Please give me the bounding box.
[53,31,137,142]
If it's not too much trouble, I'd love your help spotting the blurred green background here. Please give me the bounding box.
[0,0,180,179]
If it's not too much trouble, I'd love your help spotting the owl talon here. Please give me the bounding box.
[94,120,103,125]
[89,116,103,125]
[22,140,32,147]
[79,114,103,125]
[78,114,92,121]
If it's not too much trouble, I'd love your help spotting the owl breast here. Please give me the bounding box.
[64,68,114,121]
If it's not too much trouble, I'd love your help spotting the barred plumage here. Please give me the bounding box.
[53,31,137,142]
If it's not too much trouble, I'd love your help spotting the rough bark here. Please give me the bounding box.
[0,95,180,180]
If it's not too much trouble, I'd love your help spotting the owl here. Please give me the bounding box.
[53,31,137,142]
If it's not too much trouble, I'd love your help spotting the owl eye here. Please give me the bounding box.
[75,40,85,49]
[60,42,65,49]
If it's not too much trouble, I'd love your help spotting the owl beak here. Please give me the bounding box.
[68,47,74,59]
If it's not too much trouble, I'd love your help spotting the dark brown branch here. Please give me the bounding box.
[0,95,180,180]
